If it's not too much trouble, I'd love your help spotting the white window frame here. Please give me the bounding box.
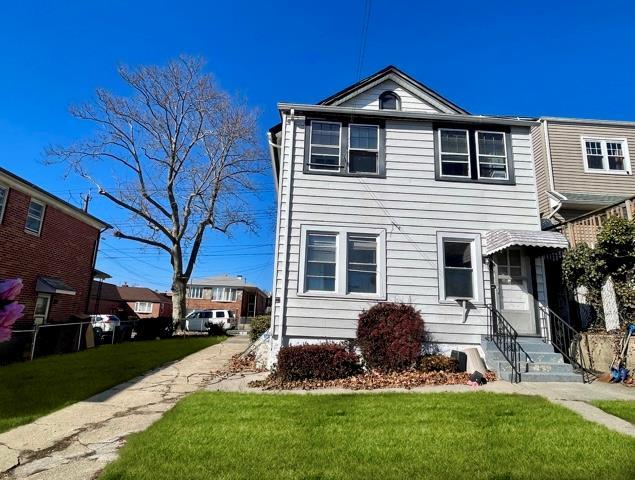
[34,293,51,325]
[348,123,379,174]
[438,128,471,178]
[134,301,153,313]
[187,287,203,299]
[212,287,238,302]
[25,198,45,236]
[0,184,8,224]
[581,136,631,174]
[436,232,484,304]
[298,224,386,299]
[475,130,509,180]
[308,121,342,172]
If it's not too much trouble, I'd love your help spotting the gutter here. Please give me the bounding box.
[277,103,539,127]
[267,131,281,194]
[542,119,556,191]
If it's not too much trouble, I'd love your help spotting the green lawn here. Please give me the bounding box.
[100,392,635,480]
[0,336,225,433]
[592,400,635,424]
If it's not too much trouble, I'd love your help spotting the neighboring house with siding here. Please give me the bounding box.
[186,274,268,318]
[532,117,635,222]
[0,166,109,327]
[267,66,572,376]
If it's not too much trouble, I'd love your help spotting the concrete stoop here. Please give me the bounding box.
[481,336,583,383]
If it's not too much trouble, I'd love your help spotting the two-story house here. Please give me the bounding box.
[267,66,576,381]
[186,274,268,319]
[533,117,635,222]
[0,166,109,326]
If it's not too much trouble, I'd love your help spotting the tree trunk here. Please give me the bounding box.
[172,278,187,333]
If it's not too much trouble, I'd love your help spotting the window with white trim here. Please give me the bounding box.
[347,234,377,293]
[439,129,470,177]
[299,226,385,298]
[436,232,483,302]
[187,287,203,299]
[25,199,45,235]
[348,124,379,174]
[582,137,631,173]
[211,287,238,302]
[379,91,400,110]
[134,302,153,313]
[477,131,508,179]
[309,121,341,171]
[0,185,8,224]
[305,233,337,292]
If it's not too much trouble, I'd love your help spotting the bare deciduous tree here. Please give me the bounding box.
[46,56,265,326]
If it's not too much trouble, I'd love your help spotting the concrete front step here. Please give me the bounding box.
[500,371,583,383]
[496,360,574,374]
[481,336,583,383]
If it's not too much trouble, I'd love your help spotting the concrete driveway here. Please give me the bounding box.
[0,335,249,480]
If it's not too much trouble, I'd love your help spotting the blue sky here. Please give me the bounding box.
[2,0,635,292]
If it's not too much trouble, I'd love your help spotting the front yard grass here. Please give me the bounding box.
[0,336,225,433]
[100,392,635,480]
[592,399,635,424]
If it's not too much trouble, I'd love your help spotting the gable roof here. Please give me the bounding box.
[318,65,469,115]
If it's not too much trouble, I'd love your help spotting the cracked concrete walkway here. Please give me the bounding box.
[0,335,249,480]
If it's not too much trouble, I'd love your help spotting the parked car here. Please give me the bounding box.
[90,314,121,333]
[184,310,236,333]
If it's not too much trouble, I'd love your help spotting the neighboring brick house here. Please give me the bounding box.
[186,275,268,318]
[0,167,109,326]
[89,281,172,319]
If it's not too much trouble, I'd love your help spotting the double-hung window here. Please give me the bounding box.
[436,232,483,303]
[436,126,513,183]
[348,124,379,174]
[0,185,8,224]
[187,287,203,299]
[439,129,470,177]
[582,137,631,173]
[300,226,385,298]
[25,198,45,235]
[476,131,508,179]
[305,119,385,176]
[309,121,341,171]
[134,302,153,313]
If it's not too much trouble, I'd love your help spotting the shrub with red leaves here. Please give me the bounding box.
[275,343,362,381]
[357,303,425,372]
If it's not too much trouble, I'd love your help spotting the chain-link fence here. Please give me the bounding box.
[6,320,137,362]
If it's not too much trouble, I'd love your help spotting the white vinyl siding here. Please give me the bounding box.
[25,198,45,235]
[338,79,445,113]
[271,115,540,347]
[581,137,631,174]
[134,302,153,313]
[0,185,7,224]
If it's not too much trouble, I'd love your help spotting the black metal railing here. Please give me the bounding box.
[486,304,523,383]
[539,305,594,383]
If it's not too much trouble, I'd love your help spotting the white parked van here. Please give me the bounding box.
[184,310,236,333]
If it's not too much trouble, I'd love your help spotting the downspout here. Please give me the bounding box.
[542,119,555,191]
[268,110,294,361]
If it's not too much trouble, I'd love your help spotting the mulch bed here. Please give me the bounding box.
[249,369,496,391]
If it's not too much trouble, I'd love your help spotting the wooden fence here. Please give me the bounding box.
[556,197,635,247]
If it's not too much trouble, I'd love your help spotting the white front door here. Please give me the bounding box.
[34,294,51,325]
[494,249,537,335]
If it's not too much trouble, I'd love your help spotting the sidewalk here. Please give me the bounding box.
[0,335,249,480]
